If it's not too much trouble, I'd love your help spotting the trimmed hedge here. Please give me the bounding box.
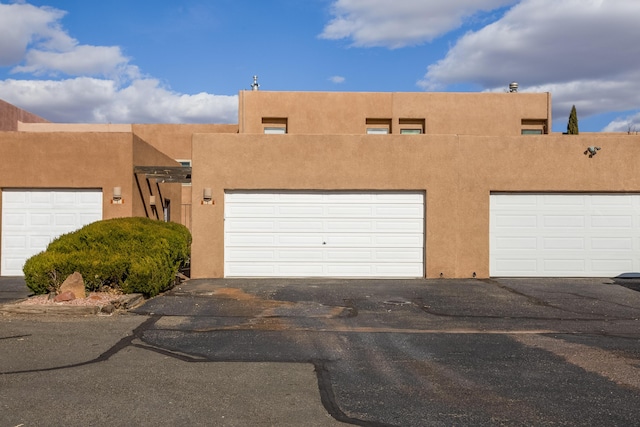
[23,217,191,297]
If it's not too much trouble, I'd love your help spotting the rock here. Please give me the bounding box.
[59,272,86,299]
[54,291,76,302]
[100,304,115,314]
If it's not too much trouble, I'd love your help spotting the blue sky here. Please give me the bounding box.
[1,0,640,132]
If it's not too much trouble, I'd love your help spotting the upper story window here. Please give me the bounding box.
[366,118,391,134]
[262,117,288,134]
[521,119,547,135]
[399,118,425,134]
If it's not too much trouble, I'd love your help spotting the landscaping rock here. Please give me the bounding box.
[59,272,86,299]
[53,291,76,302]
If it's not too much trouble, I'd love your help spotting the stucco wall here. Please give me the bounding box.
[190,132,640,279]
[0,131,183,270]
[239,91,551,136]
[132,124,238,160]
[0,99,49,131]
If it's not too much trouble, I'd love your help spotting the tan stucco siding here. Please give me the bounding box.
[0,100,49,131]
[0,131,185,270]
[132,124,238,160]
[190,133,640,279]
[239,91,550,136]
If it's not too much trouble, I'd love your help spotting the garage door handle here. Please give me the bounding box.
[323,242,326,245]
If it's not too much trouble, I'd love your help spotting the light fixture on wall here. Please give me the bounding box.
[150,195,156,206]
[202,187,213,205]
[584,146,601,158]
[112,186,123,204]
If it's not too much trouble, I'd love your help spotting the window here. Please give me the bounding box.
[367,127,389,135]
[521,119,547,135]
[399,118,425,134]
[366,118,391,134]
[521,129,543,135]
[264,127,287,134]
[262,117,287,134]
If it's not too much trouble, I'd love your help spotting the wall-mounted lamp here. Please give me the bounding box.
[150,195,156,206]
[202,187,213,205]
[112,186,123,204]
[584,146,601,158]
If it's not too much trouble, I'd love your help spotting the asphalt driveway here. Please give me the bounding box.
[133,277,640,426]
[2,277,640,426]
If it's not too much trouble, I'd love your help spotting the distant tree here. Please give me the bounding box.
[567,105,579,135]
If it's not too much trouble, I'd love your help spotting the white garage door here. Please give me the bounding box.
[224,191,424,277]
[1,189,103,276]
[490,193,640,277]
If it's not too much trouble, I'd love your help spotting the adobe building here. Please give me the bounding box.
[2,87,640,280]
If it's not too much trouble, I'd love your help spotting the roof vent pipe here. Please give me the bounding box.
[509,82,519,93]
[251,75,260,91]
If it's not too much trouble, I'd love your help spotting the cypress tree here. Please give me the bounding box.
[567,105,579,135]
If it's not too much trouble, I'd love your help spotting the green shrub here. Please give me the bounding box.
[23,217,191,297]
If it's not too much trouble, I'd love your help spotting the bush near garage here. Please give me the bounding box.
[23,217,191,297]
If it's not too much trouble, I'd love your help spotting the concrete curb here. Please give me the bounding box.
[0,293,145,316]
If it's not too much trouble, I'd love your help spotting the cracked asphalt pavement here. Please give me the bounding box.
[2,277,640,426]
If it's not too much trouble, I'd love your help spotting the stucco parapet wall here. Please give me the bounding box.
[188,132,640,279]
[238,90,551,136]
[17,122,132,132]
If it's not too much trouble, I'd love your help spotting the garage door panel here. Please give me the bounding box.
[494,214,537,228]
[491,193,640,277]
[542,237,585,250]
[3,213,26,226]
[54,192,77,205]
[226,264,278,276]
[543,215,584,228]
[590,195,633,206]
[280,249,324,261]
[374,193,424,203]
[496,259,538,273]
[591,259,634,271]
[226,205,278,216]
[591,215,633,228]
[30,213,53,226]
[280,220,324,231]
[591,237,632,250]
[542,195,585,207]
[495,237,538,250]
[375,264,424,276]
[225,191,425,278]
[3,236,26,249]
[55,213,79,227]
[544,259,586,272]
[2,189,102,276]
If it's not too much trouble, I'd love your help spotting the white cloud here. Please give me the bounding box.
[329,75,346,84]
[320,0,516,48]
[0,2,71,65]
[0,2,237,124]
[602,113,640,133]
[418,0,640,127]
[12,45,133,78]
[0,78,238,124]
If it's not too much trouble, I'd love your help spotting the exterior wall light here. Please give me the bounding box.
[112,186,123,204]
[150,195,156,206]
[202,187,213,205]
